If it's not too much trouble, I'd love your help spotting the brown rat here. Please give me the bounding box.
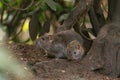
[35,30,84,59]
[66,40,85,60]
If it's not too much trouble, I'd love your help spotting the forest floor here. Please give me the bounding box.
[7,43,120,80]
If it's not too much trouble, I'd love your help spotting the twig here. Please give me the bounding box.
[2,0,34,11]
[57,0,93,31]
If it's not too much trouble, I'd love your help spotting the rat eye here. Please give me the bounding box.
[74,52,76,54]
[41,37,45,41]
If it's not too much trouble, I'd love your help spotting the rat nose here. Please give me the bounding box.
[34,40,41,48]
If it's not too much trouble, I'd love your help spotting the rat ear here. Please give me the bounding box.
[48,35,54,42]
[77,44,80,49]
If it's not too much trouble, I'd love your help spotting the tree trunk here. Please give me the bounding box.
[88,0,105,36]
[85,0,120,78]
[57,0,93,32]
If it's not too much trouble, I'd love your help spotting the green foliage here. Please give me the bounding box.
[29,13,41,41]
[56,3,63,12]
[0,1,3,8]
[45,0,57,11]
[0,0,76,43]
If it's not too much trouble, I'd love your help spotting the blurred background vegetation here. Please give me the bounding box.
[0,0,80,44]
[0,0,107,44]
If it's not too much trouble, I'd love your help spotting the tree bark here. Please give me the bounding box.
[57,0,93,32]
[88,0,105,36]
[111,0,120,22]
[88,6,100,36]
[93,0,105,26]
[85,0,120,78]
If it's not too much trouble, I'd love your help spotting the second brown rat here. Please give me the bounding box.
[66,40,85,60]
[35,30,84,59]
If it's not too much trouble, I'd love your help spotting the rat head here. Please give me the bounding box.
[34,34,66,58]
[66,40,85,60]
[34,34,54,51]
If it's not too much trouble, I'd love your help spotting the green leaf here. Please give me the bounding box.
[45,0,57,11]
[58,13,69,22]
[39,19,50,36]
[39,12,46,22]
[40,1,48,10]
[16,0,22,5]
[29,13,41,41]
[0,1,3,8]
[56,3,63,12]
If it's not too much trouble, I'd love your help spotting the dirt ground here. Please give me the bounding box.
[7,43,120,80]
